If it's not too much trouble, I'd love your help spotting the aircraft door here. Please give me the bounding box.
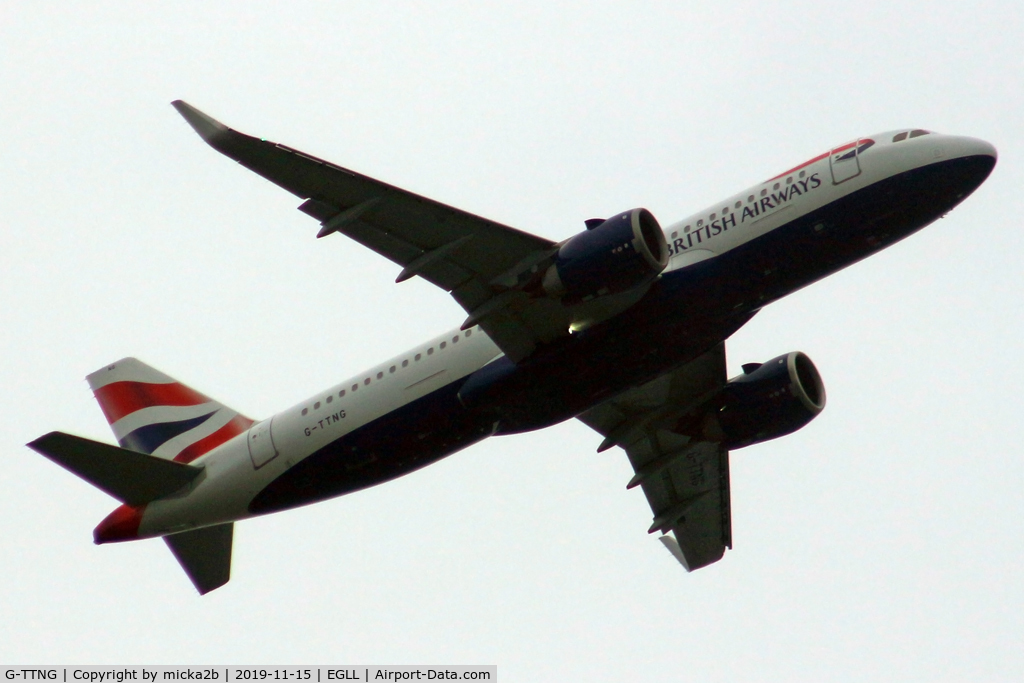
[247,417,279,468]
[829,139,863,184]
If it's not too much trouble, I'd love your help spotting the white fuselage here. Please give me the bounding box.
[134,130,996,539]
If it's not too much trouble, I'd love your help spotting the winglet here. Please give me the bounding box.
[171,100,232,146]
[658,534,692,572]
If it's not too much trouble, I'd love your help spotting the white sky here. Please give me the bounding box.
[2,2,1022,680]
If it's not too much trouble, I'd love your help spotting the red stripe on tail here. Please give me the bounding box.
[93,381,210,424]
[173,415,255,464]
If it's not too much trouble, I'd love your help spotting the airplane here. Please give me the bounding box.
[28,102,996,594]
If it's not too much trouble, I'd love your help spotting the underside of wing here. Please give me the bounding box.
[578,343,733,570]
[172,100,565,361]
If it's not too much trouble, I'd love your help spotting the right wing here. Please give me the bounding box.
[172,101,574,362]
[578,344,733,570]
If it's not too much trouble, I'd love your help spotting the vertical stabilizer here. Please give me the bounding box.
[87,358,254,463]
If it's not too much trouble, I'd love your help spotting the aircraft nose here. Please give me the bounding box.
[926,135,997,210]
[955,136,998,191]
[953,135,998,163]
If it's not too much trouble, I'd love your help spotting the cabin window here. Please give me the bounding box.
[671,231,678,239]
[376,371,383,380]
[893,132,908,142]
[314,401,320,410]
[909,129,930,138]
[364,378,371,386]
[761,189,768,197]
[339,390,346,397]
[799,170,806,178]
[786,176,792,184]
[748,195,755,202]
[773,183,780,190]
[301,408,308,416]
[697,219,703,227]
[440,341,446,349]
[452,335,459,343]
[710,213,716,221]
[326,395,333,404]
[734,201,741,209]
[427,347,434,355]
[415,353,422,361]
[684,225,691,233]
[402,360,409,367]
[352,384,358,392]
[389,365,396,373]
[465,329,473,337]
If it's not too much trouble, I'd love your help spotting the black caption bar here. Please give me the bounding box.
[2,668,496,683]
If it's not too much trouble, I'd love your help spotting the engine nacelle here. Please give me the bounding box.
[702,352,826,450]
[542,208,669,304]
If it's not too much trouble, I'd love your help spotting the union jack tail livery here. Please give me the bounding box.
[87,358,254,464]
[27,358,251,594]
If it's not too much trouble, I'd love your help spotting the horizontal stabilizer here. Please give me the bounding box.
[27,431,202,506]
[164,523,233,595]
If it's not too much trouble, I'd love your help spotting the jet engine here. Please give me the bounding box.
[683,352,826,449]
[541,208,669,304]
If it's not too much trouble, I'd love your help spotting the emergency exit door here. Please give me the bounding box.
[248,418,278,468]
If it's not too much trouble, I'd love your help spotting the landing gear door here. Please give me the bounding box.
[829,139,863,184]
[248,418,278,469]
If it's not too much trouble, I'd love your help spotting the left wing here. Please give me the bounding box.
[578,343,733,571]
[172,101,571,361]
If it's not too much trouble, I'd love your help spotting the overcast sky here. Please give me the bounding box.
[2,2,1022,680]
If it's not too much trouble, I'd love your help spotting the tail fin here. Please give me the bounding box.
[164,524,234,595]
[31,359,245,595]
[87,358,254,463]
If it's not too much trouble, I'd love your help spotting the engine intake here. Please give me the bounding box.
[542,208,668,303]
[681,352,826,450]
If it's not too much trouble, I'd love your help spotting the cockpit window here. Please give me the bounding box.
[892,130,930,143]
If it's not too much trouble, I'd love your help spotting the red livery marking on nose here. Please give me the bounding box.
[769,151,831,181]
[93,504,145,544]
[767,139,874,182]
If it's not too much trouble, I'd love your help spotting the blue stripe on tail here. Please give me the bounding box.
[119,411,218,455]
